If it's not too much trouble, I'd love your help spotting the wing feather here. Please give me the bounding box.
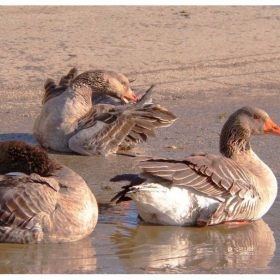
[69,95,177,156]
[137,155,257,201]
[0,175,59,230]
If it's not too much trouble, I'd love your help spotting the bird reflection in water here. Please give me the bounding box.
[110,210,275,273]
[0,237,96,274]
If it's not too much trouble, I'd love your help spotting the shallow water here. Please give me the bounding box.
[0,145,280,274]
[1,97,280,274]
[0,198,278,274]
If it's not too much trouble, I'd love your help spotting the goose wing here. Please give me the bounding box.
[115,86,177,150]
[119,104,177,150]
[69,100,176,156]
[0,173,60,232]
[76,104,116,130]
[138,154,257,201]
[69,104,142,156]
[137,154,259,224]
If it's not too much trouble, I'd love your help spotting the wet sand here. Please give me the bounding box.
[1,6,280,274]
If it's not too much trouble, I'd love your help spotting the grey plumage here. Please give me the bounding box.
[111,107,279,226]
[33,68,177,156]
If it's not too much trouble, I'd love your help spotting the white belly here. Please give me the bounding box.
[129,183,219,226]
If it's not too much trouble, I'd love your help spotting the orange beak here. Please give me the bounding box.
[122,89,138,104]
[263,118,280,135]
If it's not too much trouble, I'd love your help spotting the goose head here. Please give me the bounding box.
[0,140,61,176]
[71,70,138,104]
[219,106,280,158]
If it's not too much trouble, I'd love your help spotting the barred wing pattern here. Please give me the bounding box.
[70,103,177,156]
[136,154,259,225]
[0,174,59,243]
[119,104,177,150]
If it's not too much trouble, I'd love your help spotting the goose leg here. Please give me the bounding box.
[223,220,252,228]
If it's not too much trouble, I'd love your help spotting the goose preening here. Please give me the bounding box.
[0,140,98,243]
[33,68,177,156]
[111,106,280,226]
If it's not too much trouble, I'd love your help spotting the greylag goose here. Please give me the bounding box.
[111,106,280,226]
[33,68,177,156]
[0,140,98,243]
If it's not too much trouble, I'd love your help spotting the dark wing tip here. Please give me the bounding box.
[133,85,156,108]
[110,187,133,204]
[110,174,146,204]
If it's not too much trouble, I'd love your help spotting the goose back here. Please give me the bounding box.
[0,141,98,243]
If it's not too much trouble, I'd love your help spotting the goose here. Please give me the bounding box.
[111,106,280,226]
[0,140,98,243]
[33,68,177,156]
[91,75,140,106]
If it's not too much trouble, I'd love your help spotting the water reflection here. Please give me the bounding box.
[110,216,275,273]
[0,237,96,274]
[0,196,276,274]
[0,133,37,144]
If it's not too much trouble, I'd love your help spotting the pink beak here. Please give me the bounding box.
[122,89,138,103]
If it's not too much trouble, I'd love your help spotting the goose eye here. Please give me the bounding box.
[253,114,260,120]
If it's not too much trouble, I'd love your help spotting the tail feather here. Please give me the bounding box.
[44,78,57,95]
[42,68,78,104]
[59,67,78,87]
[42,78,66,104]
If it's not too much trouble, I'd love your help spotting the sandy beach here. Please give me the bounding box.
[1,6,280,157]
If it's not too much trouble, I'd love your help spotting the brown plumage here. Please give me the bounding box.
[43,67,78,104]
[111,107,280,226]
[0,140,98,243]
[0,140,59,176]
[33,68,177,156]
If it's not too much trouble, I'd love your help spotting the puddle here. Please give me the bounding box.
[0,199,277,274]
[1,98,280,273]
